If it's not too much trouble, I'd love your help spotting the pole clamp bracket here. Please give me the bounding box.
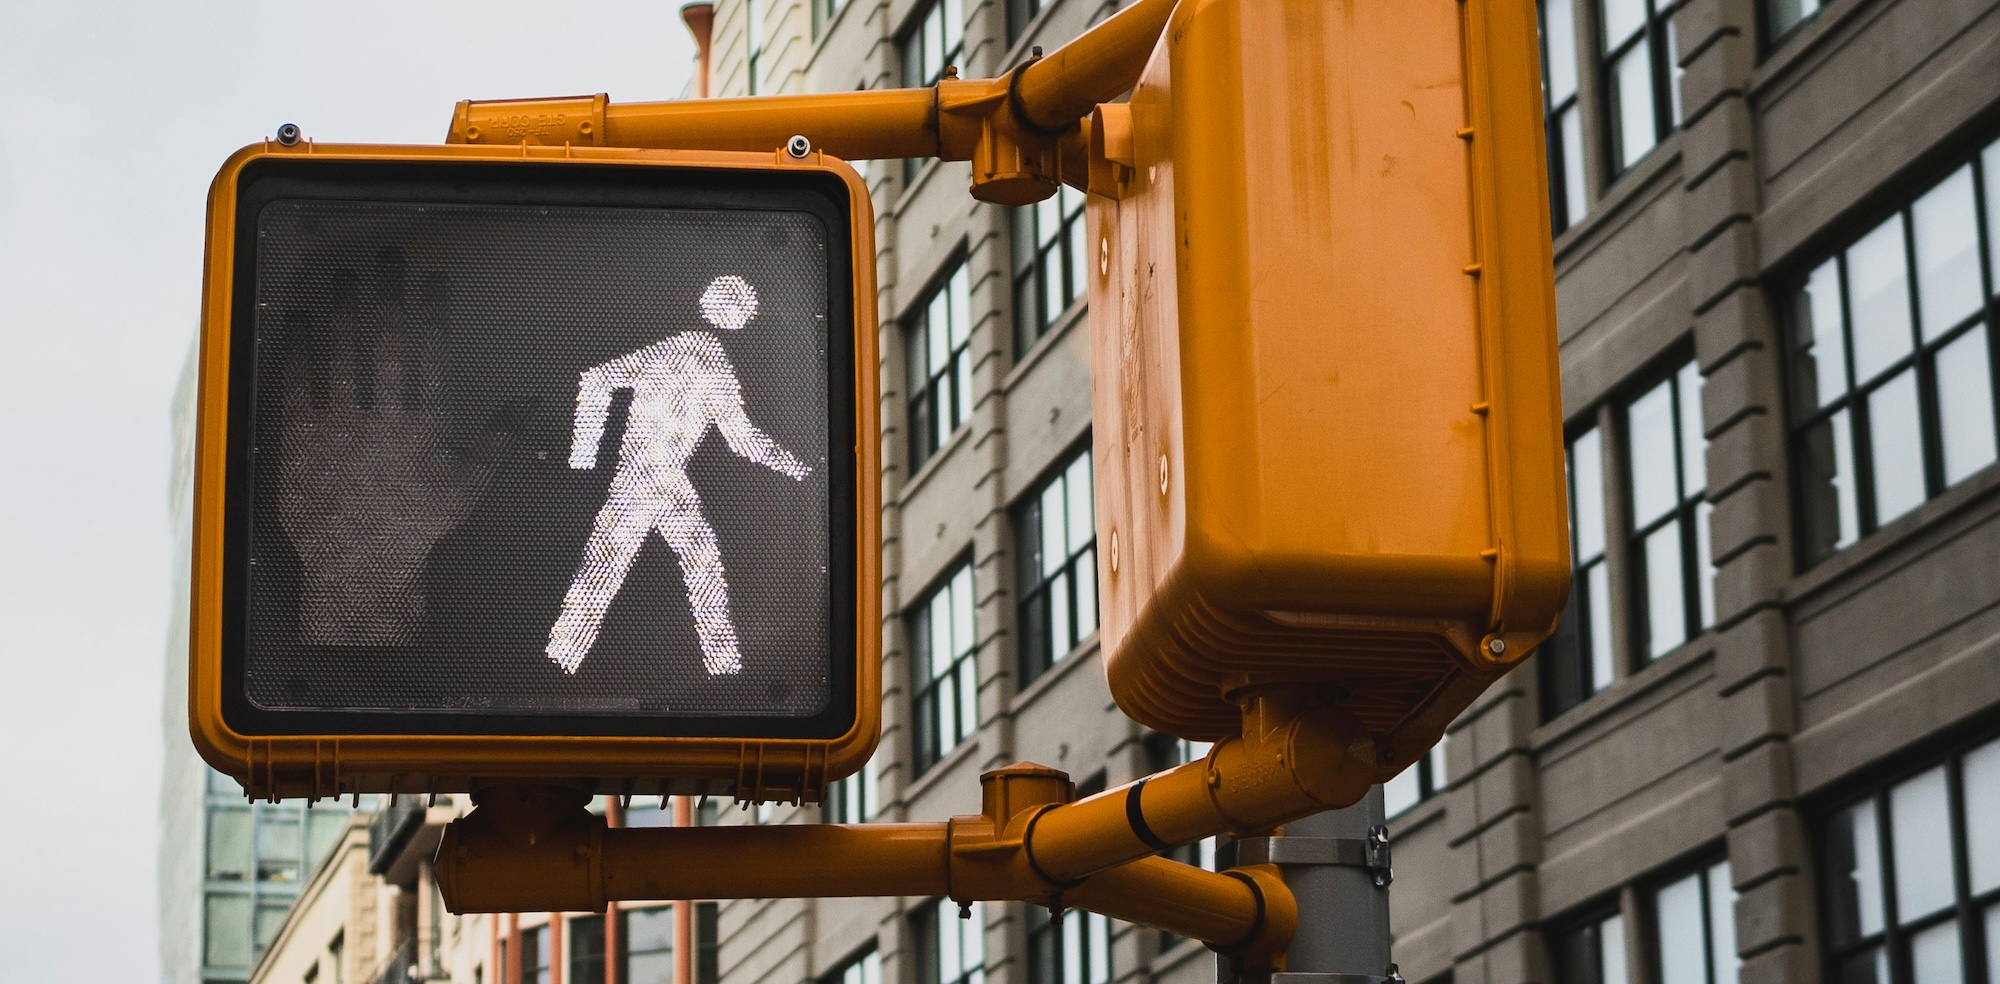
[1238,968,1406,984]
[1231,826,1392,888]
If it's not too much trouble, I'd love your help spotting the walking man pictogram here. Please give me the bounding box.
[546,275,810,675]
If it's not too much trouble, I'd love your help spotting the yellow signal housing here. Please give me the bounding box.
[1088,0,1569,770]
[190,141,881,801]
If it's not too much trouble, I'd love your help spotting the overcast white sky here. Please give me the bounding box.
[0,3,695,977]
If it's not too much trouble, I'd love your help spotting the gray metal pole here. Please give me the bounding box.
[1222,787,1401,984]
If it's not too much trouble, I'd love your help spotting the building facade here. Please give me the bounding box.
[239,794,724,984]
[161,349,362,984]
[707,1,2000,984]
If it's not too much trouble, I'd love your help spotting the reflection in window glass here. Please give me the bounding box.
[624,906,676,984]
[1937,330,1999,484]
[205,895,253,967]
[1890,768,1957,921]
[1788,138,2000,565]
[1911,168,1982,340]
[1868,372,1926,525]
[1848,218,1916,382]
[1555,910,1629,984]
[1819,735,2000,983]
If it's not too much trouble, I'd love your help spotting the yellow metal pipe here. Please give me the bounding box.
[1011,0,1177,132]
[601,822,951,901]
[1023,696,1378,882]
[601,90,944,160]
[1064,859,1293,958]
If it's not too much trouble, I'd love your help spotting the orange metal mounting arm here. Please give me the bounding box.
[442,0,1175,205]
[434,695,1373,964]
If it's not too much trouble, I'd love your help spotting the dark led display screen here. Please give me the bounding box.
[222,159,857,737]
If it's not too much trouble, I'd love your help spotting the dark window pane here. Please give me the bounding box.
[1824,799,1886,946]
[1799,410,1859,560]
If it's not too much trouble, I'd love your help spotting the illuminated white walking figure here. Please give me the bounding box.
[547,275,809,675]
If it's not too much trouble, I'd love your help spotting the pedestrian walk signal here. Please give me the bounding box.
[189,142,880,801]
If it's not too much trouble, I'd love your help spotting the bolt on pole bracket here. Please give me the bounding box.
[1233,825,1393,889]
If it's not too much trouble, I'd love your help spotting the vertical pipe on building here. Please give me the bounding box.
[681,2,716,99]
[607,799,625,984]
[675,795,696,984]
[510,913,524,984]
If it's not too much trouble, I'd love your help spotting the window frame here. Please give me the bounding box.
[1642,856,1738,984]
[620,904,676,984]
[1814,726,2000,984]
[1012,186,1089,357]
[1014,439,1099,689]
[1623,360,1712,663]
[1597,0,1683,181]
[1025,905,1112,984]
[1383,735,1450,819]
[1541,423,1614,720]
[1550,901,1630,984]
[1541,0,1589,233]
[913,898,987,984]
[910,557,979,774]
[900,0,965,186]
[826,750,879,824]
[1783,137,2000,570]
[906,258,975,475]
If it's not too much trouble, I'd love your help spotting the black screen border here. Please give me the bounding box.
[219,156,860,739]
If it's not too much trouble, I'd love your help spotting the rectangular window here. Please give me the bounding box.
[570,914,607,984]
[814,0,845,38]
[623,906,675,984]
[1542,0,1588,232]
[1384,734,1450,818]
[828,947,883,984]
[1820,732,2000,983]
[1543,427,1614,718]
[912,562,978,773]
[827,751,879,824]
[1007,0,1042,45]
[1599,0,1681,177]
[907,261,975,473]
[1554,908,1630,984]
[1013,186,1089,354]
[1765,0,1820,43]
[1627,361,1712,661]
[1649,860,1738,984]
[914,899,987,984]
[522,925,552,984]
[1016,444,1098,687]
[1789,138,2000,567]
[697,902,720,984]
[1026,907,1112,984]
[901,0,965,185]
